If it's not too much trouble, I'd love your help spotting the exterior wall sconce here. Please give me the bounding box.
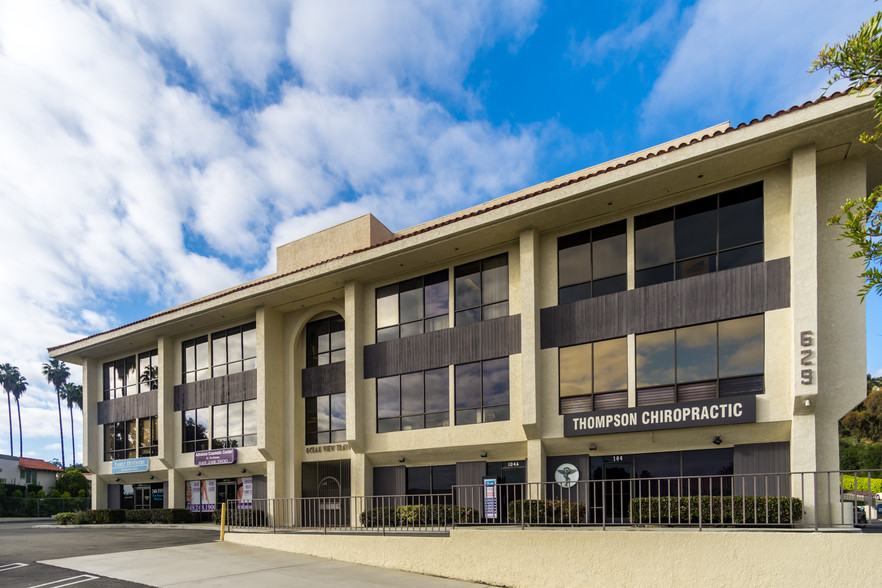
[196,472,202,477]
[149,476,155,480]
[240,468,246,474]
[398,457,405,463]
[480,451,487,458]
[712,436,723,446]
[589,443,597,451]
[114,478,120,482]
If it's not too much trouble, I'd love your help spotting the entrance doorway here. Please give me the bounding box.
[589,455,634,524]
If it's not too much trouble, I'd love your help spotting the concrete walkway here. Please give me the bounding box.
[42,540,480,587]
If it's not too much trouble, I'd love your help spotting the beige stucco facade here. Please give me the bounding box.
[51,92,875,523]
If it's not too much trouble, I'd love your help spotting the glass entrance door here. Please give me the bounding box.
[602,457,633,524]
[134,486,151,509]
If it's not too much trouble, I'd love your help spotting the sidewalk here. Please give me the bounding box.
[42,540,480,587]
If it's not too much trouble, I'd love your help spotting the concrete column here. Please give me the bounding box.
[526,438,546,500]
[350,452,368,522]
[345,281,365,453]
[156,335,175,468]
[167,468,185,509]
[790,144,822,524]
[82,357,100,474]
[257,306,285,497]
[92,471,108,510]
[519,227,541,439]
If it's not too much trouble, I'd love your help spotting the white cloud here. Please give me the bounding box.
[286,0,540,96]
[640,0,880,138]
[569,1,683,67]
[0,1,547,463]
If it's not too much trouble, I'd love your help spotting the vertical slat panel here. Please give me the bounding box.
[540,258,791,349]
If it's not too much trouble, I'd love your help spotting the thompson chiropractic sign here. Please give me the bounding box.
[564,395,756,437]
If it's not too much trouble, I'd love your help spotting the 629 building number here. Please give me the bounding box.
[799,330,815,385]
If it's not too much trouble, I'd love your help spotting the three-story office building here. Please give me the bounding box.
[50,91,874,515]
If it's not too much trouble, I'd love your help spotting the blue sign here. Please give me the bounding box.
[483,477,498,520]
[112,458,149,474]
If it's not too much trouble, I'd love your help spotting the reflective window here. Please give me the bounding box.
[306,392,346,445]
[454,358,509,425]
[635,182,763,287]
[454,254,508,326]
[183,322,256,382]
[376,270,448,342]
[635,316,764,405]
[105,416,157,461]
[182,408,210,453]
[104,350,158,400]
[558,220,627,304]
[559,337,627,414]
[305,316,345,367]
[211,399,257,449]
[406,464,456,495]
[377,367,449,432]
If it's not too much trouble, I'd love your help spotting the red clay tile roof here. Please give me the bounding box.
[48,90,853,353]
[19,457,64,473]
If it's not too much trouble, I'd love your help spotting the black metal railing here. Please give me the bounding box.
[224,469,881,534]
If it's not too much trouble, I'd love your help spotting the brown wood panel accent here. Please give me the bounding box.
[541,258,790,349]
[173,369,257,411]
[302,361,346,398]
[97,390,158,425]
[364,314,521,379]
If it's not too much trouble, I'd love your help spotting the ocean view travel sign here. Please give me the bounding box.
[564,396,756,437]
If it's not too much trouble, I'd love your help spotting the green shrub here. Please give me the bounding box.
[84,509,126,524]
[840,475,882,494]
[507,499,586,524]
[359,504,478,527]
[125,510,154,523]
[73,511,88,525]
[54,512,76,525]
[630,495,803,525]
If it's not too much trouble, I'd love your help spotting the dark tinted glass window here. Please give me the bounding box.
[634,182,763,288]
[636,317,764,405]
[558,220,626,304]
[376,270,449,341]
[454,254,508,326]
[306,316,345,367]
[376,368,449,433]
[455,358,509,425]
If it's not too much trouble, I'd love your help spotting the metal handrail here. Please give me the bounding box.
[223,469,882,534]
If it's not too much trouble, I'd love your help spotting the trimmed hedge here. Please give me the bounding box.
[360,504,478,527]
[630,495,803,525]
[54,509,195,525]
[507,499,586,524]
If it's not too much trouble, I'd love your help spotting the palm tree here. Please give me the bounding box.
[42,359,69,468]
[0,363,18,454]
[11,373,27,457]
[60,383,82,466]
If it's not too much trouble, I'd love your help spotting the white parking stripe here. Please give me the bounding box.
[28,574,100,588]
[0,562,29,571]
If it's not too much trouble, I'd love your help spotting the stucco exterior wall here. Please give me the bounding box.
[226,528,881,588]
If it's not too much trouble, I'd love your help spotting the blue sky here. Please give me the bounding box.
[0,0,879,464]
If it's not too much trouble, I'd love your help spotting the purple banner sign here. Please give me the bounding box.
[194,448,238,466]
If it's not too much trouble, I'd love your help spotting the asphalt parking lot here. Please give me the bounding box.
[0,518,216,587]
[0,519,479,587]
